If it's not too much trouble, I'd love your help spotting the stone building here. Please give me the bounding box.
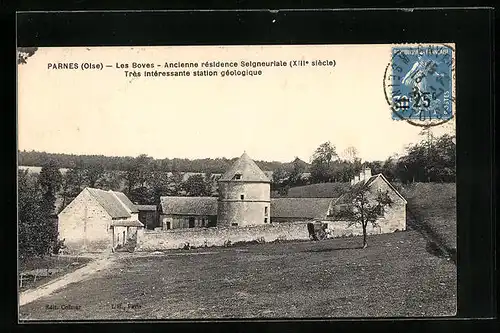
[136,204,160,230]
[329,168,407,233]
[217,152,271,227]
[58,188,144,253]
[160,196,217,230]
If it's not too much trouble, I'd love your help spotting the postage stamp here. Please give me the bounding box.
[384,44,455,126]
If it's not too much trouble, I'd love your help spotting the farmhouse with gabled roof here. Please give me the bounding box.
[58,188,144,253]
[328,168,407,233]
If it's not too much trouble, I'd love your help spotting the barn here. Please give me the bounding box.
[58,187,144,253]
[136,204,160,230]
[159,196,218,230]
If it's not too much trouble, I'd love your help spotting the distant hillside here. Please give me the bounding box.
[18,166,224,182]
[398,182,457,251]
[286,182,351,198]
[18,150,287,174]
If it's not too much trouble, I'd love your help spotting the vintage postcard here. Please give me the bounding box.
[17,44,456,320]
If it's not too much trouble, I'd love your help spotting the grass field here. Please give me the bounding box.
[19,256,93,292]
[398,183,456,252]
[19,230,456,320]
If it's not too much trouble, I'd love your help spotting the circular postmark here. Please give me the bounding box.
[383,43,456,128]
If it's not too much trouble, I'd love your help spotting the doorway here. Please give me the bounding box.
[189,217,195,228]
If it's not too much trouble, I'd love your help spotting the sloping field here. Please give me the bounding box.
[286,182,350,198]
[19,230,456,320]
[397,183,456,252]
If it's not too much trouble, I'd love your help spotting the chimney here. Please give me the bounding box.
[363,167,372,180]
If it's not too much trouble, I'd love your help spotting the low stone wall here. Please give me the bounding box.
[136,222,311,251]
[324,217,405,238]
[136,213,406,251]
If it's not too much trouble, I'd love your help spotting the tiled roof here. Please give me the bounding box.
[333,174,406,205]
[111,191,139,213]
[136,205,157,211]
[86,188,131,218]
[219,152,270,183]
[110,219,144,227]
[270,198,334,219]
[287,182,350,198]
[160,196,218,216]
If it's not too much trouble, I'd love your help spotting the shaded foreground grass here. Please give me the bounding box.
[19,230,456,320]
[19,256,93,292]
[398,183,456,252]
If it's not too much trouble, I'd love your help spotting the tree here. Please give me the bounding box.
[331,187,393,248]
[310,141,338,183]
[83,164,105,188]
[148,168,171,205]
[37,160,63,255]
[123,155,153,195]
[271,165,289,186]
[18,170,42,257]
[289,157,307,185]
[341,146,359,163]
[183,174,211,196]
[168,171,186,196]
[60,161,86,209]
[128,186,151,205]
[17,47,38,64]
[203,172,218,196]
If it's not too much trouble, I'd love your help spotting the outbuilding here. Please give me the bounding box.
[58,187,144,253]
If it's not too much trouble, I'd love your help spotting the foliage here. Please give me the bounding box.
[17,47,38,64]
[18,150,284,174]
[183,174,211,196]
[395,134,455,183]
[18,160,62,258]
[18,170,43,257]
[331,186,393,248]
[310,141,338,183]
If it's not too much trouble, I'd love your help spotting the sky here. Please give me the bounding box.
[17,45,455,163]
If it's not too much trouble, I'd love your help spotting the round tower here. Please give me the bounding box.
[217,152,271,227]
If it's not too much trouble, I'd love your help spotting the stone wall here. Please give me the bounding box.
[136,222,311,251]
[137,207,406,252]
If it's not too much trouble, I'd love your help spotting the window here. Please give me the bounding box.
[234,174,242,180]
[264,207,268,215]
[240,194,245,200]
[231,223,238,226]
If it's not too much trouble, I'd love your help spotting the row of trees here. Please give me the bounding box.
[18,151,284,174]
[363,132,456,183]
[272,131,456,195]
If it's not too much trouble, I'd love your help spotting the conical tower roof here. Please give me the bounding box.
[219,152,270,182]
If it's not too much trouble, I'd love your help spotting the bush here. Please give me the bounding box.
[52,239,66,255]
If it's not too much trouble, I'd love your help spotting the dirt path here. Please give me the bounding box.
[19,255,116,306]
